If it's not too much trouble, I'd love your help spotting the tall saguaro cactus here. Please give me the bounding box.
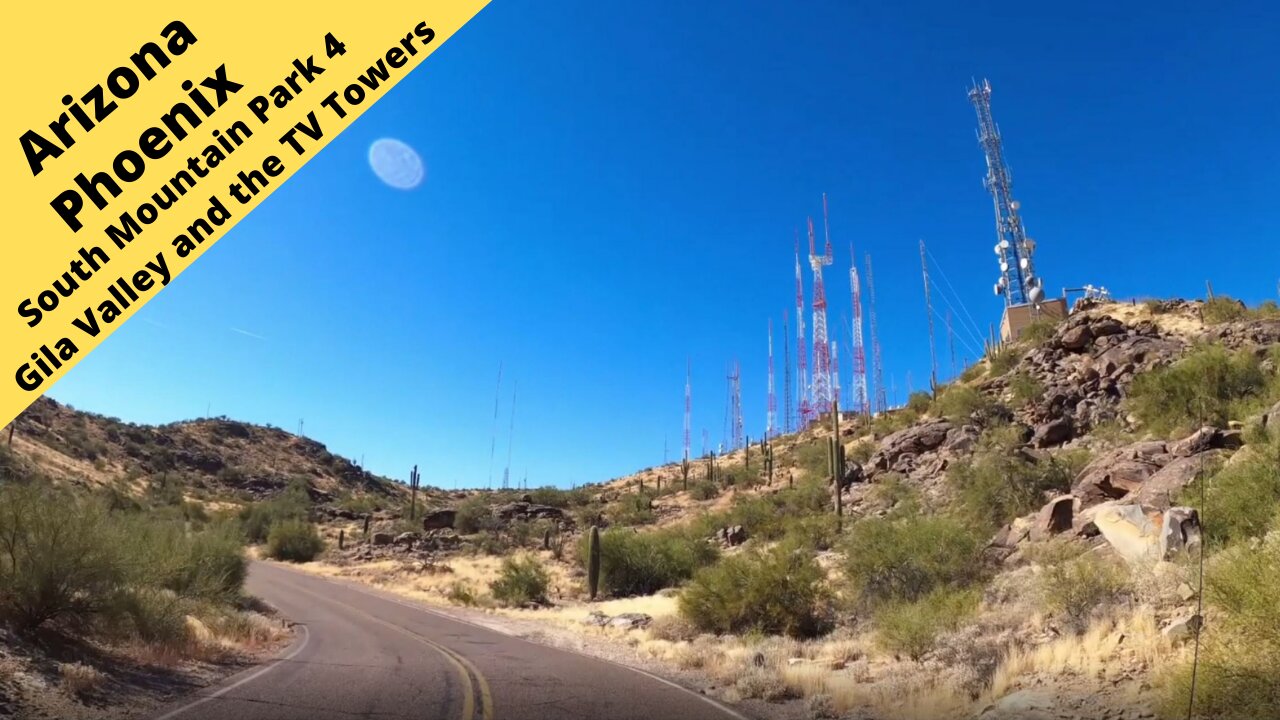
[681,459,690,491]
[409,465,420,521]
[587,525,602,601]
[830,399,844,533]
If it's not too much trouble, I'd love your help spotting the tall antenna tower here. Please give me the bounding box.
[487,362,503,489]
[683,359,691,463]
[830,341,840,409]
[969,79,1044,307]
[502,379,518,490]
[866,254,887,414]
[782,310,793,433]
[849,250,868,417]
[767,320,777,439]
[728,361,743,450]
[794,232,812,427]
[808,196,835,413]
[920,239,938,391]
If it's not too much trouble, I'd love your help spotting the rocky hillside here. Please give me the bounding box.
[3,396,410,509]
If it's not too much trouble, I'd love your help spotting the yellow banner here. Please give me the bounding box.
[0,1,488,428]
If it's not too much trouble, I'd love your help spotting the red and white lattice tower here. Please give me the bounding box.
[795,233,812,427]
[808,196,835,413]
[683,359,691,463]
[849,253,869,417]
[767,320,777,439]
[866,254,888,414]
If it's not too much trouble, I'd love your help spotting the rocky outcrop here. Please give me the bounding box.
[714,525,748,547]
[1030,495,1077,542]
[1090,503,1201,564]
[868,419,952,473]
[422,509,457,531]
[494,502,569,524]
[1071,441,1171,503]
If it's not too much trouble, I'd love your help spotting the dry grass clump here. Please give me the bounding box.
[59,661,105,696]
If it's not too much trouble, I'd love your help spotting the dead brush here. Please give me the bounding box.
[59,661,105,697]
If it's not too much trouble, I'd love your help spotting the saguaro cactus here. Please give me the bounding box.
[587,525,602,600]
[830,399,844,533]
[681,459,690,491]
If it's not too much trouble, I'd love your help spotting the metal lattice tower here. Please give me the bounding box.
[808,197,835,414]
[969,79,1044,307]
[766,320,777,439]
[783,310,793,433]
[795,233,812,427]
[866,254,888,414]
[920,239,938,391]
[849,251,868,417]
[830,341,840,410]
[728,361,743,450]
[683,359,691,463]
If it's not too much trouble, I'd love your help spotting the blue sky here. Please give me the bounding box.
[47,0,1280,488]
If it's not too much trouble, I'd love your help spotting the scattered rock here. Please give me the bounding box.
[1162,614,1202,642]
[370,532,394,546]
[1176,583,1197,602]
[714,525,748,547]
[606,613,652,630]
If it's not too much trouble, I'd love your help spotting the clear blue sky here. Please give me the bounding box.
[47,0,1280,488]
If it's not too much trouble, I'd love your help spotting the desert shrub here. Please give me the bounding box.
[689,480,719,501]
[689,481,830,543]
[947,424,1072,529]
[647,613,700,642]
[446,581,480,607]
[0,484,124,630]
[1037,552,1129,632]
[875,588,979,661]
[489,556,549,607]
[1161,534,1280,719]
[1129,344,1269,436]
[453,496,496,534]
[527,486,591,508]
[735,668,795,701]
[164,520,246,601]
[612,492,656,526]
[239,484,310,543]
[1007,372,1043,407]
[847,439,875,465]
[679,542,832,638]
[907,391,933,414]
[934,385,993,423]
[841,514,983,605]
[986,346,1022,376]
[265,520,324,562]
[871,409,919,438]
[119,587,192,651]
[782,514,840,551]
[719,463,761,488]
[582,527,718,597]
[59,662,106,696]
[869,473,921,517]
[795,440,832,479]
[959,364,984,382]
[1181,435,1280,546]
[1018,319,1057,346]
[1201,295,1249,324]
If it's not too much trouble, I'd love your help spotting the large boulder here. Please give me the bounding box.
[370,531,394,546]
[1091,503,1202,564]
[868,418,953,472]
[494,502,568,524]
[1071,441,1172,503]
[1030,416,1073,448]
[1261,399,1280,433]
[1030,495,1077,542]
[1130,451,1225,509]
[422,509,457,531]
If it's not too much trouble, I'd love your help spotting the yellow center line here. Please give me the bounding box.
[288,581,493,720]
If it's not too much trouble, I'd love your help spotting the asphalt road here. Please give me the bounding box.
[147,561,747,720]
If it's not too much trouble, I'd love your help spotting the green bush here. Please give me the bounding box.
[907,392,933,414]
[527,486,591,508]
[934,385,993,423]
[582,527,718,597]
[1037,552,1129,632]
[0,485,124,630]
[265,520,324,562]
[781,514,840,551]
[239,483,310,543]
[841,514,983,605]
[947,424,1072,529]
[611,492,656,526]
[119,588,192,651]
[689,480,719,501]
[871,409,920,438]
[1129,344,1269,436]
[1018,319,1058,346]
[1161,534,1280,719]
[875,588,978,660]
[795,440,832,479]
[679,542,832,638]
[847,439,876,465]
[986,346,1022,376]
[1007,372,1043,407]
[1181,435,1279,546]
[454,496,496,534]
[869,473,921,517]
[1201,296,1249,324]
[489,556,550,607]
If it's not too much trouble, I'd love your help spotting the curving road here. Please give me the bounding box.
[146,561,747,720]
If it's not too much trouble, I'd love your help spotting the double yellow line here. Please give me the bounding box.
[290,582,493,720]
